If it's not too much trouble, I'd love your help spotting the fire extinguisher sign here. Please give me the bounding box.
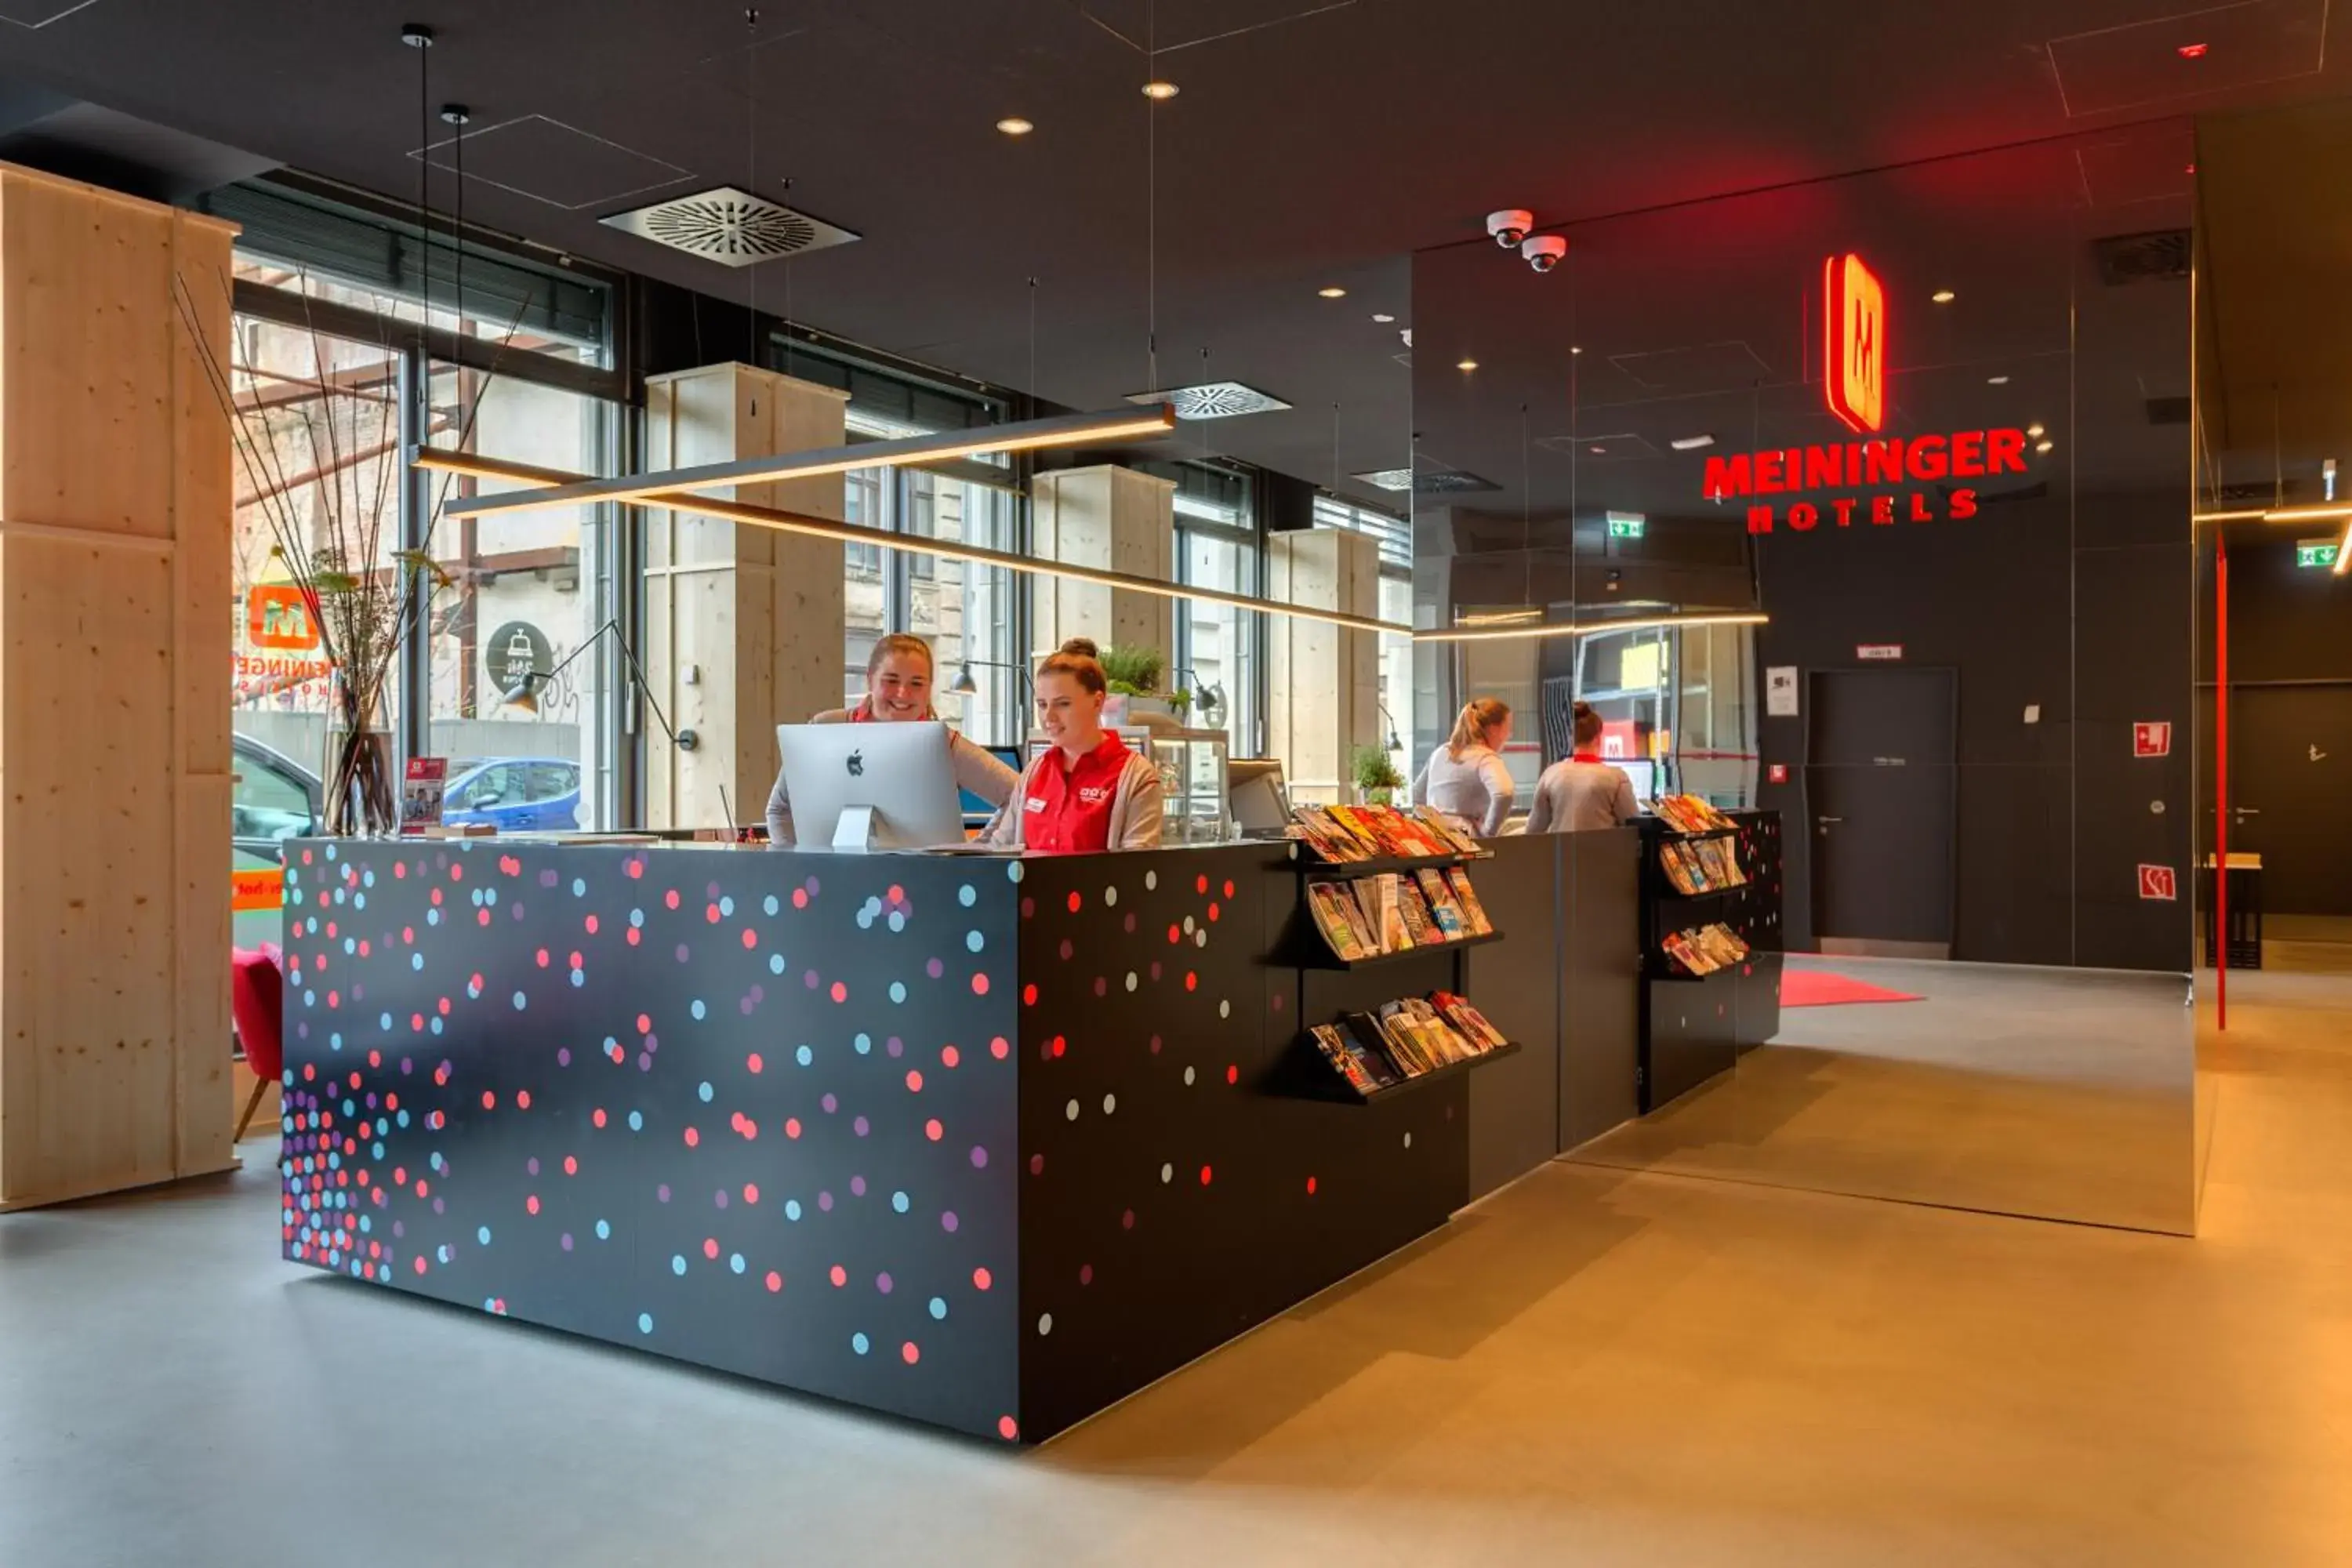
[2138,864,2178,902]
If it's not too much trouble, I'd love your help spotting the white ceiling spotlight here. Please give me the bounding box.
[1669,434,1718,452]
[1520,234,1566,274]
[1486,209,1534,248]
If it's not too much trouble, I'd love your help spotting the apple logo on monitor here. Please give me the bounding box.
[846,750,865,778]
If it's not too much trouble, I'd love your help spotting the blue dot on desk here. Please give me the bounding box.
[854,1033,872,1054]
[637,1312,653,1335]
[628,1111,644,1131]
[769,954,786,975]
[929,1297,947,1320]
[630,908,644,928]
[966,931,985,953]
[412,953,423,971]
[958,884,976,908]
[596,1219,611,1239]
[887,912,906,933]
[730,1254,746,1275]
[786,1200,803,1221]
[891,1191,909,1214]
[889,982,906,1004]
[698,1081,713,1102]
[797,1045,813,1067]
[851,1333,869,1356]
[720,895,735,916]
[477,1226,492,1245]
[672,1254,687,1276]
[572,878,586,896]
[691,1000,706,1021]
[513,992,528,1011]
[764,894,780,916]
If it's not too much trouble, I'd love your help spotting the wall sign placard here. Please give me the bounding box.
[2138,864,2178,902]
[2133,722,2172,759]
[1856,644,1904,661]
[485,620,554,697]
[1824,252,1887,434]
[1765,666,1798,717]
[1767,763,1790,785]
[2296,539,2341,569]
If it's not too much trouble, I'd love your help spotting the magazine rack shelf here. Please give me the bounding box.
[1283,1038,1523,1105]
[1305,929,1506,971]
[1298,851,1483,880]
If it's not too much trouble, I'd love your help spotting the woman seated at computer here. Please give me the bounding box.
[764,632,1019,845]
[985,638,1165,852]
[1410,697,1516,837]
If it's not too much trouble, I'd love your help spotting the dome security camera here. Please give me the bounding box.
[1521,234,1567,273]
[1486,209,1534,249]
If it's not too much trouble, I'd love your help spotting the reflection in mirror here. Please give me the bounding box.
[1415,124,2199,1233]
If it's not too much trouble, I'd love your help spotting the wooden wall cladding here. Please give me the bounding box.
[0,162,238,1208]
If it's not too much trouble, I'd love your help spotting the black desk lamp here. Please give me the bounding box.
[1377,700,1404,754]
[1171,666,1227,728]
[950,656,1033,703]
[501,615,698,753]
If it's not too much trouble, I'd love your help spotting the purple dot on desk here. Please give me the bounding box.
[715,1189,729,1209]
[818,1191,834,1212]
[854,1116,869,1137]
[971,1145,989,1169]
[657,1184,672,1203]
[739,996,756,1015]
[886,1036,904,1058]
[638,1052,652,1072]
[822,1093,838,1112]
[557,1047,572,1066]
[804,971,821,990]
[749,985,764,1004]
[1093,976,1108,997]
[540,870,560,888]
[296,1022,310,1040]
[510,904,524,920]
[803,876,820,897]
[876,1271,893,1294]
[851,1175,867,1196]
[1124,913,1137,934]
[392,1221,405,1238]
[706,881,721,900]
[1058,938,1073,960]
[941,1210,959,1233]
[926,958,943,979]
[401,1058,413,1074]
[675,944,690,963]
[528,1157,541,1176]
[433,1197,445,1214]
[561,1232,574,1250]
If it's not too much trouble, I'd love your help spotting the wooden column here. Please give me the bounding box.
[1029,465,1174,659]
[1268,528,1381,804]
[642,364,848,829]
[0,165,238,1208]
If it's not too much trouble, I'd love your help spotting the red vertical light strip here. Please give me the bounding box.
[2215,532,2228,1031]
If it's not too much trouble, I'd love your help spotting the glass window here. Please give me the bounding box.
[1178,525,1259,754]
[231,741,317,841]
[424,365,618,829]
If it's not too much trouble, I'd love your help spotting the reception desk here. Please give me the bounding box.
[278,833,1642,1443]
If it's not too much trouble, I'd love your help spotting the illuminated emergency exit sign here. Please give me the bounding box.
[2296,539,2340,569]
[1606,511,1646,539]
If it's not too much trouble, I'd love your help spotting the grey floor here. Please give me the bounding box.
[6,964,2351,1566]
[1570,956,2198,1232]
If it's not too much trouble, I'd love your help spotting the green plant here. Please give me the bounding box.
[1098,643,1165,695]
[1352,743,1405,793]
[1168,688,1192,718]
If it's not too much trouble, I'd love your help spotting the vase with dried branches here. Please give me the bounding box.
[176,270,463,836]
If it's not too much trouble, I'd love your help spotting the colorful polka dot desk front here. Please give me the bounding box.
[278,841,1471,1444]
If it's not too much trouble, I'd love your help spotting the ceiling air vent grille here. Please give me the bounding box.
[600,185,860,267]
[2092,229,2189,286]
[1124,381,1292,420]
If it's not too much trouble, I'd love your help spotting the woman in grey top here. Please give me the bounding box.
[1527,701,1639,832]
[764,633,1019,844]
[1410,698,1516,837]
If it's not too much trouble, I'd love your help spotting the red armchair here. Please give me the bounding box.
[229,945,284,1142]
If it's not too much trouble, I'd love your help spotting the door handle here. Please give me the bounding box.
[1817,816,1845,824]
[2233,807,2261,818]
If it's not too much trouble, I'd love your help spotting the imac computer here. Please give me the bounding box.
[1226,757,1292,836]
[775,721,967,851]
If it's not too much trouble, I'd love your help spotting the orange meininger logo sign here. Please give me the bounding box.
[231,866,285,912]
[248,585,320,652]
[1824,252,1886,434]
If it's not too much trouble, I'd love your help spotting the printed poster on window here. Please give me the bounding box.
[401,757,448,832]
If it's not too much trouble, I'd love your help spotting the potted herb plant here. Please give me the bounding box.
[1352,742,1406,806]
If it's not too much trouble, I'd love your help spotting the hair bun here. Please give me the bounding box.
[1058,637,1100,659]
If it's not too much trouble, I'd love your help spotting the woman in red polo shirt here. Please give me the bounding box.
[987,638,1165,853]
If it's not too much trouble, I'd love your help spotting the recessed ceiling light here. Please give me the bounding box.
[1142,81,1179,100]
[1570,346,1583,355]
[1589,444,1607,456]
[2027,422,2047,438]
[1932,289,1956,303]
[1318,286,1346,299]
[2178,42,2209,59]
[1456,358,1479,372]
[1988,375,2011,386]
[995,117,1034,136]
[1669,434,1717,452]
[2036,440,2056,453]
[1371,313,1395,324]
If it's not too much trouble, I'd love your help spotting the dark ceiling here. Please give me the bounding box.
[0,0,2343,506]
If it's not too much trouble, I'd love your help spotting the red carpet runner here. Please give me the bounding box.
[1781,969,1926,1007]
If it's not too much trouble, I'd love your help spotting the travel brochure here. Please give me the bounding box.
[1290,802,1485,863]
[1658,835,1747,894]
[1308,989,1513,1097]
[1650,793,1737,834]
[1661,922,1751,977]
[1305,866,1494,960]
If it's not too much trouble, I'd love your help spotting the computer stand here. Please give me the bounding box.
[830,805,878,852]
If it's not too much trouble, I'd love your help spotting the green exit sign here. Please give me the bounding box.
[1606,511,1646,539]
[2296,539,2341,569]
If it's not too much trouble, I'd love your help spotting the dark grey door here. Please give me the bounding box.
[2205,684,2352,917]
[1807,668,1958,949]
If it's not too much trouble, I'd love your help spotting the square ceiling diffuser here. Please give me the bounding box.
[600,185,860,267]
[1125,381,1292,421]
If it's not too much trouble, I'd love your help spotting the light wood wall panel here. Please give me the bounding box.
[1029,466,1175,659]
[1269,528,1380,804]
[0,164,237,1208]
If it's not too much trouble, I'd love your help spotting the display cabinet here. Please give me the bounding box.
[1025,725,1232,844]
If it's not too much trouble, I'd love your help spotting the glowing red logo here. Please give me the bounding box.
[1824,252,1886,434]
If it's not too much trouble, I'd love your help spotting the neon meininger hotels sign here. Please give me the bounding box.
[1711,253,2031,534]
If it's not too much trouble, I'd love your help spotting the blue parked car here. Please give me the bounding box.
[441,757,583,832]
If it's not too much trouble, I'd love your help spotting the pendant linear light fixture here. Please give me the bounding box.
[411,445,1407,636]
[1414,611,1770,644]
[433,405,1181,523]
